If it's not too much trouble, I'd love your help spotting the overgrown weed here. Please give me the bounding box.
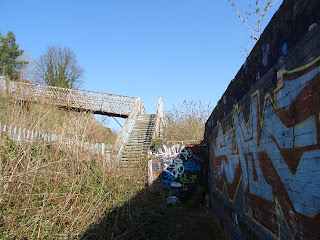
[163,100,212,142]
[0,96,221,239]
[0,96,146,239]
[0,96,116,145]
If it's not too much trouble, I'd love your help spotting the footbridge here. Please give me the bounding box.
[0,79,137,118]
[0,78,164,162]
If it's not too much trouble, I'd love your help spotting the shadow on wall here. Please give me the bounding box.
[78,143,222,240]
[149,143,208,206]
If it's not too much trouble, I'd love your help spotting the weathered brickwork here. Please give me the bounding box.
[148,142,206,205]
[204,0,320,239]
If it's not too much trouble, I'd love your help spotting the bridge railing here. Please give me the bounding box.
[0,78,145,163]
[0,78,137,117]
[111,97,141,162]
[152,96,164,140]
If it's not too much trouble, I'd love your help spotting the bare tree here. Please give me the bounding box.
[34,45,84,89]
[16,52,36,82]
[228,0,280,57]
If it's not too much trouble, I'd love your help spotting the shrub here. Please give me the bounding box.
[163,100,212,142]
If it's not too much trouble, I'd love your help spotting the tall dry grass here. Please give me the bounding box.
[163,100,212,142]
[0,96,116,145]
[0,96,147,239]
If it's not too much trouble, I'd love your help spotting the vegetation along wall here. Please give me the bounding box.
[204,0,320,239]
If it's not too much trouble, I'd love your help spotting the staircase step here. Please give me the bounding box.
[119,113,156,165]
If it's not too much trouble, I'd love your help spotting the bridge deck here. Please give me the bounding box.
[1,79,137,118]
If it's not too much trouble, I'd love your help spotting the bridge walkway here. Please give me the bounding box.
[0,79,136,118]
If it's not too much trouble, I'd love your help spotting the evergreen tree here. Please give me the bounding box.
[0,31,25,80]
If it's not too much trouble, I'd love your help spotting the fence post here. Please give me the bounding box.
[35,85,40,101]
[67,89,71,106]
[22,128,26,141]
[13,126,17,140]
[18,127,21,141]
[101,143,105,155]
[0,121,107,156]
[5,77,9,96]
[8,125,12,137]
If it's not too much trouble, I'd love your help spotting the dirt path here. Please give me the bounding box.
[164,204,224,240]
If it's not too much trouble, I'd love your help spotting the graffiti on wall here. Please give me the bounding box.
[213,58,320,239]
[150,143,203,205]
[148,153,162,187]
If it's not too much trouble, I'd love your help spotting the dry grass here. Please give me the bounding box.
[0,96,147,239]
[0,97,214,239]
[163,100,212,142]
[0,96,116,145]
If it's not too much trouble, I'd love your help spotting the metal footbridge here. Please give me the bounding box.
[0,78,164,162]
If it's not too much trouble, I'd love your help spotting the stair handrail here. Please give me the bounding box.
[152,96,164,140]
[111,97,141,162]
[140,102,146,114]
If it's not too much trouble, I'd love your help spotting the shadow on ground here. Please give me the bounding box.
[79,172,224,240]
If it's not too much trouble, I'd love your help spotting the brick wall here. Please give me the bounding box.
[204,0,320,239]
[148,142,206,206]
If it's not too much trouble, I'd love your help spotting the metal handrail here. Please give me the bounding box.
[0,79,137,117]
[152,96,164,140]
[111,97,141,162]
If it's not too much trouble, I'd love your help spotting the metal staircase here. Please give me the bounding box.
[119,114,156,169]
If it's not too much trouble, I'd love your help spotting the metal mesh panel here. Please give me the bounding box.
[111,97,141,161]
[1,79,137,117]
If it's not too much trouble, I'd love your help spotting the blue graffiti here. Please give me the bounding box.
[152,161,159,171]
[233,225,248,240]
[214,64,320,216]
[234,97,273,201]
[184,159,201,172]
[276,66,320,110]
[162,171,175,189]
[259,100,319,215]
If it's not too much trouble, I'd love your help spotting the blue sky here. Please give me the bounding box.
[0,0,283,131]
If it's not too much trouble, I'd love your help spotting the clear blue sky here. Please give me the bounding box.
[0,0,283,131]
